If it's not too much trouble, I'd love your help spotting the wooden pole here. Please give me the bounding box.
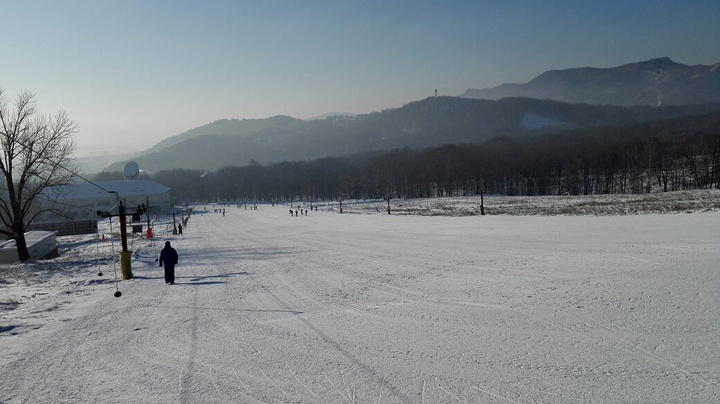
[480,190,485,216]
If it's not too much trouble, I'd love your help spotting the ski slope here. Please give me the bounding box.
[1,206,719,403]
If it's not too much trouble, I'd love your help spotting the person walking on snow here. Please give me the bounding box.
[159,241,179,284]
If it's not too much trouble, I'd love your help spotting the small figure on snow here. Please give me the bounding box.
[159,241,179,284]
[178,223,183,235]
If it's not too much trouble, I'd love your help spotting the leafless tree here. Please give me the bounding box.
[0,90,77,261]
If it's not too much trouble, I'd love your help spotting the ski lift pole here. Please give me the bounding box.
[118,202,128,252]
[108,218,115,255]
[98,195,146,280]
[117,201,133,279]
[145,196,154,239]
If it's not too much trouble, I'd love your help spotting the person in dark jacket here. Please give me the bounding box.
[159,241,179,284]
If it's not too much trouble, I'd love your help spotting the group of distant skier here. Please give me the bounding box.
[289,205,318,216]
[174,216,188,235]
[159,203,324,284]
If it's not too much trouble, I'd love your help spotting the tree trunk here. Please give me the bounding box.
[13,226,30,261]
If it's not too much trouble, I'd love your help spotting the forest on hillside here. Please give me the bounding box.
[94,112,720,203]
[103,97,720,173]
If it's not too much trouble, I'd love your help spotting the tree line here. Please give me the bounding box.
[95,112,720,204]
[103,97,720,173]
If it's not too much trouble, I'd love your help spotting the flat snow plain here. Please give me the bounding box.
[1,194,719,403]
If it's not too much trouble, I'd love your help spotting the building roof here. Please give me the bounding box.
[45,179,171,201]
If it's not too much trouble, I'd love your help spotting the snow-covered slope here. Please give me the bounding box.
[1,195,719,403]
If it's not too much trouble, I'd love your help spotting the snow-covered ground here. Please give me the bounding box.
[1,191,719,403]
[326,189,720,216]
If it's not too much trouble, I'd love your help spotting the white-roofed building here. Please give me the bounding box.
[40,179,172,222]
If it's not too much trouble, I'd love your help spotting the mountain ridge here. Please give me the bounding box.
[145,115,307,155]
[460,57,720,106]
[104,96,720,173]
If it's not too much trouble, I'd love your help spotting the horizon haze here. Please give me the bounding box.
[2,0,719,157]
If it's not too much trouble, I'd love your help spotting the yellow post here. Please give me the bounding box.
[119,251,133,280]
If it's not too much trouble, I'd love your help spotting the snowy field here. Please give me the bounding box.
[326,189,720,216]
[1,191,719,403]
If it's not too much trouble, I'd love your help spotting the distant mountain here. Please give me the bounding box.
[460,57,720,106]
[306,112,356,120]
[104,97,720,173]
[76,151,134,174]
[144,116,306,155]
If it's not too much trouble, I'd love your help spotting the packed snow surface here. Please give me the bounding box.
[1,194,719,403]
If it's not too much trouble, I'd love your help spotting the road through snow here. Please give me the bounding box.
[1,207,719,403]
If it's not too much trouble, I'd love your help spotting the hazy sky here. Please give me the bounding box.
[1,0,719,156]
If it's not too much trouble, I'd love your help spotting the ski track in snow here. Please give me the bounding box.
[0,203,719,403]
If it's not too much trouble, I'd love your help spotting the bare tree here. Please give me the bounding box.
[0,90,77,261]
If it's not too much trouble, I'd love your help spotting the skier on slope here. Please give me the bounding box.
[159,241,179,285]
